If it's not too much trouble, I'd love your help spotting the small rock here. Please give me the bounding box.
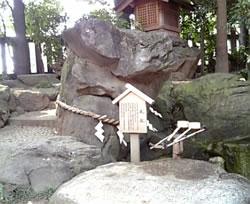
[209,156,225,169]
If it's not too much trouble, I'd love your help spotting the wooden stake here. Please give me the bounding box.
[130,134,140,163]
[172,141,183,159]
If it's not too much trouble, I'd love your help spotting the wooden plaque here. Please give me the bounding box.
[119,92,147,133]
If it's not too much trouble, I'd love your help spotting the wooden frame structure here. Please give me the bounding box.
[115,0,192,36]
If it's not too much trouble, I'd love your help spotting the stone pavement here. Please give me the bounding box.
[9,109,57,128]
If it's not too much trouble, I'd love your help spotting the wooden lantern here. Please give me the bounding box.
[114,0,192,37]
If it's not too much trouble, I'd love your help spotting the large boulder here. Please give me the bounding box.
[156,73,250,141]
[0,84,10,128]
[57,19,200,161]
[0,126,107,192]
[156,73,250,178]
[49,159,250,204]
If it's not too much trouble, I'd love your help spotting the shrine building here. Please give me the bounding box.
[114,0,192,37]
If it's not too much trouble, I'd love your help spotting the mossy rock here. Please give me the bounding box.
[59,51,76,99]
[223,139,250,179]
[172,73,250,143]
[35,81,54,88]
[156,73,250,178]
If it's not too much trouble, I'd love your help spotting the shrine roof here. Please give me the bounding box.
[112,83,154,105]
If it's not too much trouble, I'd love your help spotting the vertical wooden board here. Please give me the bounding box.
[119,92,147,133]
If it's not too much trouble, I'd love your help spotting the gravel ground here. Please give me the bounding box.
[0,125,56,145]
[0,125,56,204]
[0,125,58,180]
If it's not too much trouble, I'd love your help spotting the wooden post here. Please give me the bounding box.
[130,134,140,162]
[173,134,184,159]
[172,141,183,159]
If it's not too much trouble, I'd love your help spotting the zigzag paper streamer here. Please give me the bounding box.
[146,120,158,132]
[149,107,163,118]
[117,126,127,146]
[95,121,105,143]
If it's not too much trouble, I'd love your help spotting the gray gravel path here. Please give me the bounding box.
[0,125,57,157]
[0,125,56,143]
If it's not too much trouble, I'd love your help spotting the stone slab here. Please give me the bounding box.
[9,109,57,128]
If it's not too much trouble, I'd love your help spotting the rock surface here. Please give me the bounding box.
[219,138,250,179]
[17,74,59,87]
[1,74,60,117]
[12,89,50,112]
[156,73,250,178]
[9,109,57,128]
[0,126,107,192]
[49,159,250,204]
[0,85,10,128]
[57,19,200,160]
[34,87,60,101]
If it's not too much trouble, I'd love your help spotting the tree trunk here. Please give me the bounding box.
[215,0,229,73]
[230,26,237,53]
[200,24,205,75]
[239,22,247,47]
[12,0,30,75]
[35,43,44,73]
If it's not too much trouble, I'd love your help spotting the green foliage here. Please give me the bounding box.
[0,184,55,204]
[181,1,216,73]
[88,8,130,29]
[229,0,250,29]
[239,69,248,80]
[230,46,248,71]
[25,0,67,65]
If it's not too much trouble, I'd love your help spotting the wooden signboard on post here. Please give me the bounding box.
[119,92,147,133]
[112,83,154,163]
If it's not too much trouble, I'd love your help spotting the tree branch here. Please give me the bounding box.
[0,13,7,37]
[5,0,13,15]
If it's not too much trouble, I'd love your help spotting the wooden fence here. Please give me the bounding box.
[0,36,49,75]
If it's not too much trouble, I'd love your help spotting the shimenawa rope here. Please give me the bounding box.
[56,100,119,126]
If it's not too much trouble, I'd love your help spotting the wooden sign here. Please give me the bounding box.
[119,92,147,133]
[112,83,154,163]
